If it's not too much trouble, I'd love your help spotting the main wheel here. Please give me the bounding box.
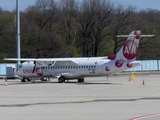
[58,77,65,83]
[21,78,26,82]
[78,78,84,83]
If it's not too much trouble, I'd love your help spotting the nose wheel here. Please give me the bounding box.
[21,78,26,82]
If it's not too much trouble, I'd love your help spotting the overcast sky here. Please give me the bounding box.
[0,0,160,11]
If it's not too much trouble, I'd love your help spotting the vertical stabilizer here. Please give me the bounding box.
[108,30,154,61]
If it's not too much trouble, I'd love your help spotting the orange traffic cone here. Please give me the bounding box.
[129,76,131,81]
[142,80,146,85]
[5,77,8,86]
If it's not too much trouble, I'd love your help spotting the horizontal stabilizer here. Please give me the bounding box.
[116,35,136,37]
[116,35,155,37]
[141,35,155,37]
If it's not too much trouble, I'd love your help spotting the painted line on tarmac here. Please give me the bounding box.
[130,113,160,120]
[92,88,109,90]
[72,99,137,102]
[61,89,79,92]
[0,93,12,95]
[28,91,46,93]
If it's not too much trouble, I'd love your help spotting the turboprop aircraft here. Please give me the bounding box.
[5,30,154,83]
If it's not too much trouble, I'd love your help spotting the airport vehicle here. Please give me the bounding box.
[5,31,154,83]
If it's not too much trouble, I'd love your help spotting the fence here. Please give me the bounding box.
[126,60,160,72]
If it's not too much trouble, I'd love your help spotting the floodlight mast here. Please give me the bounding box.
[16,0,20,66]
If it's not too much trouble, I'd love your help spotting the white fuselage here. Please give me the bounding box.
[16,57,141,79]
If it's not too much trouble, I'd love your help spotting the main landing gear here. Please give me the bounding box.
[58,77,85,83]
[77,78,84,83]
[20,78,32,82]
[58,77,65,83]
[21,77,50,82]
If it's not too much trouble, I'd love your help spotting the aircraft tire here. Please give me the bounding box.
[58,77,65,83]
[21,78,26,82]
[78,78,84,83]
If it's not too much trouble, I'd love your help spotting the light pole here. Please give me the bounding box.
[16,0,20,66]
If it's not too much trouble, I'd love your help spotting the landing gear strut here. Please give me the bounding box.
[77,78,84,83]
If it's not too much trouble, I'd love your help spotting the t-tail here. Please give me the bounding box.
[108,30,154,61]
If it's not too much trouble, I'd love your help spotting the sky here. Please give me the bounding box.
[0,0,160,11]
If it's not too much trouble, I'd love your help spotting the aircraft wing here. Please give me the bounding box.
[4,58,78,66]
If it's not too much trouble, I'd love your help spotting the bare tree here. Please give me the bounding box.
[0,11,16,60]
[22,0,63,58]
[112,5,137,54]
[91,0,113,56]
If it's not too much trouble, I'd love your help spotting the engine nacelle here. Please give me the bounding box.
[36,61,54,67]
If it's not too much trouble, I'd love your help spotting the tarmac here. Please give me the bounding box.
[0,74,160,120]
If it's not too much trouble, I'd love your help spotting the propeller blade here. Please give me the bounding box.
[32,65,36,74]
[32,53,40,74]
